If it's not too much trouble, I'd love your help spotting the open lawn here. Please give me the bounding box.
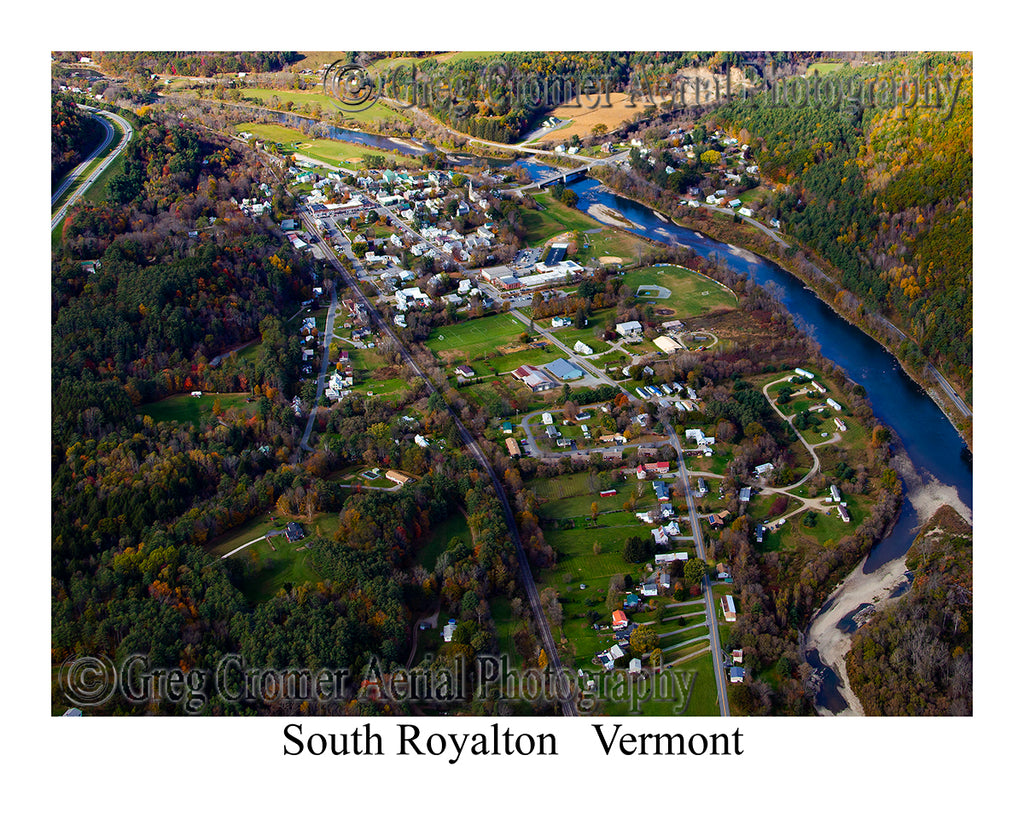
[140,392,252,426]
[425,312,528,362]
[204,511,342,602]
[622,264,737,318]
[807,61,846,75]
[549,322,612,355]
[238,87,408,124]
[236,122,415,168]
[533,472,637,519]
[235,533,325,603]
[347,347,408,397]
[521,192,605,245]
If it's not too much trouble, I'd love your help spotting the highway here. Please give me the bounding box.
[298,211,579,716]
[51,108,134,232]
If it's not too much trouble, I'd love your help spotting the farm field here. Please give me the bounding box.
[622,264,737,317]
[235,122,415,168]
[540,93,675,143]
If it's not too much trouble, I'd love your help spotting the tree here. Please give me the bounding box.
[684,558,707,589]
[630,624,659,655]
[590,501,599,523]
[623,535,652,563]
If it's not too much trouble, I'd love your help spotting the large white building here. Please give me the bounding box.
[616,320,643,338]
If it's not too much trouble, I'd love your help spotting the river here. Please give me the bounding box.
[265,111,431,155]
[551,173,973,712]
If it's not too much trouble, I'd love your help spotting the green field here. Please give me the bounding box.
[622,264,737,318]
[81,150,126,205]
[549,322,611,355]
[238,87,408,124]
[807,61,845,75]
[521,192,606,244]
[425,312,528,362]
[235,533,325,602]
[236,121,415,168]
[205,511,340,602]
[140,392,252,426]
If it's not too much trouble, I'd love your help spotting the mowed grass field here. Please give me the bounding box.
[238,87,408,124]
[140,392,252,426]
[205,510,343,602]
[622,264,737,318]
[521,191,606,244]
[425,312,527,362]
[235,122,415,168]
[807,61,846,75]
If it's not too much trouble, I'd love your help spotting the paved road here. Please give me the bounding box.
[51,108,133,232]
[51,113,113,207]
[299,213,579,716]
[299,283,339,451]
[665,425,732,715]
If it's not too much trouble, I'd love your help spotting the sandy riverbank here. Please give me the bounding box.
[805,447,971,716]
[587,203,636,230]
[805,553,908,716]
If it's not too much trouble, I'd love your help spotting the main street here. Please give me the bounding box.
[298,211,579,716]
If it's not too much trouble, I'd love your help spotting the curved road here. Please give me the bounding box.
[51,108,134,232]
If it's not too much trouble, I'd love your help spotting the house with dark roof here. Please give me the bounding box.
[285,522,305,542]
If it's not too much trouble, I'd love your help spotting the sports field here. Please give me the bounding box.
[425,313,528,361]
[622,264,737,317]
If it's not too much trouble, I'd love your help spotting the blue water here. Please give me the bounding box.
[267,111,430,155]
[561,176,972,529]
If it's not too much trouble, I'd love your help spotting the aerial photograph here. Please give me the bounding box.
[50,49,973,721]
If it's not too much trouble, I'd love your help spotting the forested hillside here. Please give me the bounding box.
[846,505,972,715]
[714,53,972,396]
[52,92,103,185]
[51,110,529,714]
[86,51,302,77]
